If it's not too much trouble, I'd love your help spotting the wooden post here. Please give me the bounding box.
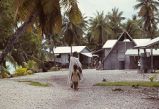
[143,48,147,73]
[138,48,140,70]
[150,47,153,73]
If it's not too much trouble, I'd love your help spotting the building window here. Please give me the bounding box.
[57,54,61,58]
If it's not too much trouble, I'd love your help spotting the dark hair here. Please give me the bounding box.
[73,52,78,58]
[73,64,78,71]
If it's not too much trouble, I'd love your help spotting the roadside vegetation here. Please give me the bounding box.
[95,81,159,87]
[18,80,49,87]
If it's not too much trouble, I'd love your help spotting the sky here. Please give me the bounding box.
[78,0,138,19]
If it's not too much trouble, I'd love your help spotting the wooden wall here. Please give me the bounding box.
[103,41,135,70]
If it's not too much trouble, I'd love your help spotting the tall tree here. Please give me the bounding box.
[89,11,108,49]
[107,8,125,39]
[0,0,14,50]
[0,0,82,66]
[122,15,143,38]
[62,14,86,46]
[135,0,159,39]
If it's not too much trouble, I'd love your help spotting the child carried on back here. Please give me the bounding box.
[71,64,80,91]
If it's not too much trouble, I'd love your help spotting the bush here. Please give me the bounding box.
[49,66,60,71]
[0,72,10,78]
[15,68,27,76]
[24,60,39,73]
[149,75,157,82]
[27,70,33,75]
[0,66,11,78]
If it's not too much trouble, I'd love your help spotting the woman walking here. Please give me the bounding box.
[68,52,83,88]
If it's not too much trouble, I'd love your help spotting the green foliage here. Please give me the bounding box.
[18,80,49,87]
[49,66,60,71]
[11,32,42,66]
[0,0,14,49]
[89,11,108,48]
[95,81,159,87]
[0,72,10,78]
[106,8,124,39]
[149,75,157,82]
[62,15,86,46]
[122,16,143,38]
[1,66,10,74]
[26,70,33,75]
[134,0,159,38]
[0,66,11,78]
[15,67,27,76]
[25,60,38,72]
[29,81,49,87]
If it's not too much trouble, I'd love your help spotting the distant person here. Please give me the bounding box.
[97,60,102,70]
[68,52,83,88]
[71,64,80,90]
[138,59,141,70]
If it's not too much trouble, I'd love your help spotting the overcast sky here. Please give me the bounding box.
[78,0,138,19]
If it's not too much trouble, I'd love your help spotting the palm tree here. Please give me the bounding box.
[0,0,82,65]
[134,0,159,39]
[84,32,97,50]
[89,11,108,49]
[62,14,87,54]
[107,8,125,39]
[135,0,159,73]
[122,15,143,38]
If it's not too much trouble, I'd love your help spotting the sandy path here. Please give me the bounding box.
[0,69,159,109]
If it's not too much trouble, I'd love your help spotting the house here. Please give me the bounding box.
[102,32,151,70]
[125,49,159,71]
[133,37,159,72]
[53,46,92,68]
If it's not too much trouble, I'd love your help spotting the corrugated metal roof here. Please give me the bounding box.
[145,37,159,47]
[103,39,151,48]
[53,46,86,54]
[102,40,117,48]
[81,53,92,57]
[125,49,159,56]
[134,39,151,47]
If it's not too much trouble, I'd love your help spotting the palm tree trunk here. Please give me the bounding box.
[98,26,103,49]
[0,11,38,66]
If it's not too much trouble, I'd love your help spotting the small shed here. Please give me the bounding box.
[53,46,92,68]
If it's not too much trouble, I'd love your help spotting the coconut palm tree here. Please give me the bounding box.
[134,0,159,39]
[63,16,87,44]
[107,8,125,39]
[122,15,143,38]
[84,32,97,50]
[62,14,87,54]
[0,0,82,65]
[89,11,109,49]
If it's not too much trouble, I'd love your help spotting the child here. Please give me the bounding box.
[71,64,80,90]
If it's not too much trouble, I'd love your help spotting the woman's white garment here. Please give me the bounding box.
[68,56,83,84]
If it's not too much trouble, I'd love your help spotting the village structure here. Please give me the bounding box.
[102,32,159,72]
[52,32,159,73]
[53,46,92,68]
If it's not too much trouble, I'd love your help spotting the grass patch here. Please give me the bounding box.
[95,81,159,87]
[18,80,49,87]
